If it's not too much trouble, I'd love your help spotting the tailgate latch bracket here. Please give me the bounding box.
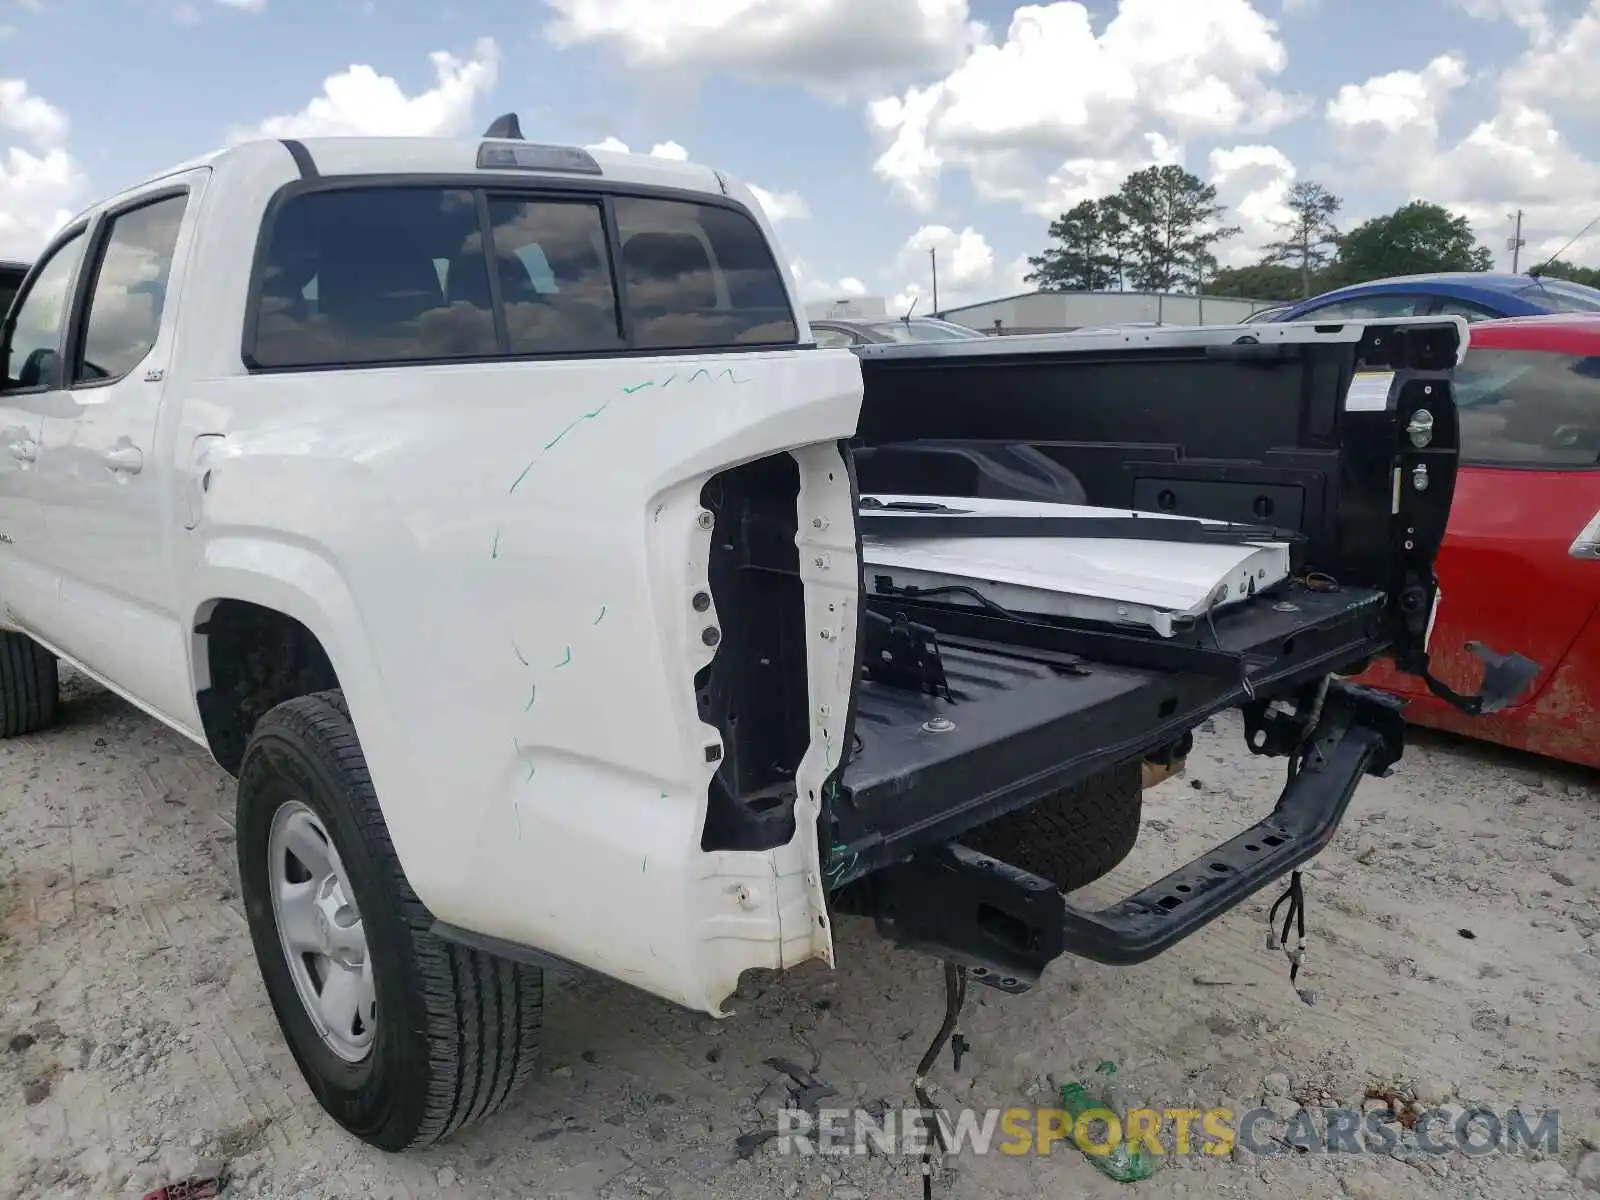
[864,606,953,701]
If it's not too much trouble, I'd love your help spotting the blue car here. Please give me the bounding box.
[1269,271,1600,323]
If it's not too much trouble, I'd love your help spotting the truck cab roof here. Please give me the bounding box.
[78,134,741,231]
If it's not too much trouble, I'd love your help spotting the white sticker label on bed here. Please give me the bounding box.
[1345,370,1395,412]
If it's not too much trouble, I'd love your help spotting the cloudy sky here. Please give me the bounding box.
[2,0,1598,311]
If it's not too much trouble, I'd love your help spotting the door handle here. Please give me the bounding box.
[104,445,144,474]
[6,440,36,464]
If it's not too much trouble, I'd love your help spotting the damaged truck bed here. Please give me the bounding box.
[805,316,1536,994]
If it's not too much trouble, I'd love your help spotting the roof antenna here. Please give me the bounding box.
[903,294,919,323]
[483,113,524,140]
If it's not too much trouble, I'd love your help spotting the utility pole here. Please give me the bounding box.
[930,247,939,313]
[1508,210,1525,273]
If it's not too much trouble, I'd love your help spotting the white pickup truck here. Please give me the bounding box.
[0,116,1532,1153]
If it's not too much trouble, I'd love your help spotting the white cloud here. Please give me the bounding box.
[583,136,692,160]
[1451,0,1553,43]
[866,0,1300,214]
[1027,131,1182,218]
[1207,143,1297,265]
[581,138,808,225]
[0,78,70,146]
[0,78,85,259]
[790,258,870,302]
[215,0,267,10]
[887,223,1023,311]
[1325,32,1600,268]
[898,224,995,288]
[229,39,500,141]
[1324,54,1470,187]
[748,183,809,224]
[1501,0,1600,114]
[542,0,984,94]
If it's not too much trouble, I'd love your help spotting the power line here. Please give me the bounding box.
[1529,210,1600,277]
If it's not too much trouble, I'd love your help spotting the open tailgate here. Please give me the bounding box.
[818,316,1538,986]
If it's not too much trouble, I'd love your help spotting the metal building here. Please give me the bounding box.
[931,290,1282,334]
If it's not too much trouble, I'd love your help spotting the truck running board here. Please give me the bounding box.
[848,681,1405,991]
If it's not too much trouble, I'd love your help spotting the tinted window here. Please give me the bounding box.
[3,231,87,390]
[0,269,23,320]
[1520,278,1600,314]
[76,193,188,383]
[1303,294,1423,320]
[812,326,857,348]
[612,196,797,350]
[862,318,983,342]
[486,197,623,354]
[1454,348,1600,467]
[251,187,496,368]
[249,187,798,367]
[1433,297,1499,323]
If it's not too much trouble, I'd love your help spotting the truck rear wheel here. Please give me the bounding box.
[236,689,542,1151]
[0,631,58,738]
[962,760,1143,894]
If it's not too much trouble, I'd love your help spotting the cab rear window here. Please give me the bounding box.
[1454,347,1600,467]
[246,184,797,369]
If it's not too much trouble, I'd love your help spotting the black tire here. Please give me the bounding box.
[237,689,542,1151]
[0,631,58,738]
[961,760,1143,893]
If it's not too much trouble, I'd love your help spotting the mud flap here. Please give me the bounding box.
[1419,641,1542,716]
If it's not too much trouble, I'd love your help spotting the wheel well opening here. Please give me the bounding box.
[194,600,339,776]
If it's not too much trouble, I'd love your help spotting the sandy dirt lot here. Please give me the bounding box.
[1,668,1597,1200]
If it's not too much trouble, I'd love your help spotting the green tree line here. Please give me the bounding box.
[1024,167,1597,301]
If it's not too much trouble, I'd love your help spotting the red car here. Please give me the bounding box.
[1357,314,1600,768]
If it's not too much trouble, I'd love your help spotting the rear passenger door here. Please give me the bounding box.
[34,172,208,727]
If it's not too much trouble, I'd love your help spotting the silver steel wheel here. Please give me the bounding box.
[267,800,376,1063]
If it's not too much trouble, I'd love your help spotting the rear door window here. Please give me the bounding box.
[248,185,796,368]
[75,192,189,384]
[1454,347,1600,467]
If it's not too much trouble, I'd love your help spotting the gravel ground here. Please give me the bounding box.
[1,668,1597,1200]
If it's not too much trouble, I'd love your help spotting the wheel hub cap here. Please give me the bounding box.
[267,801,377,1063]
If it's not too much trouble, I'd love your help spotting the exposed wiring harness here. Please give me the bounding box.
[912,963,969,1200]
